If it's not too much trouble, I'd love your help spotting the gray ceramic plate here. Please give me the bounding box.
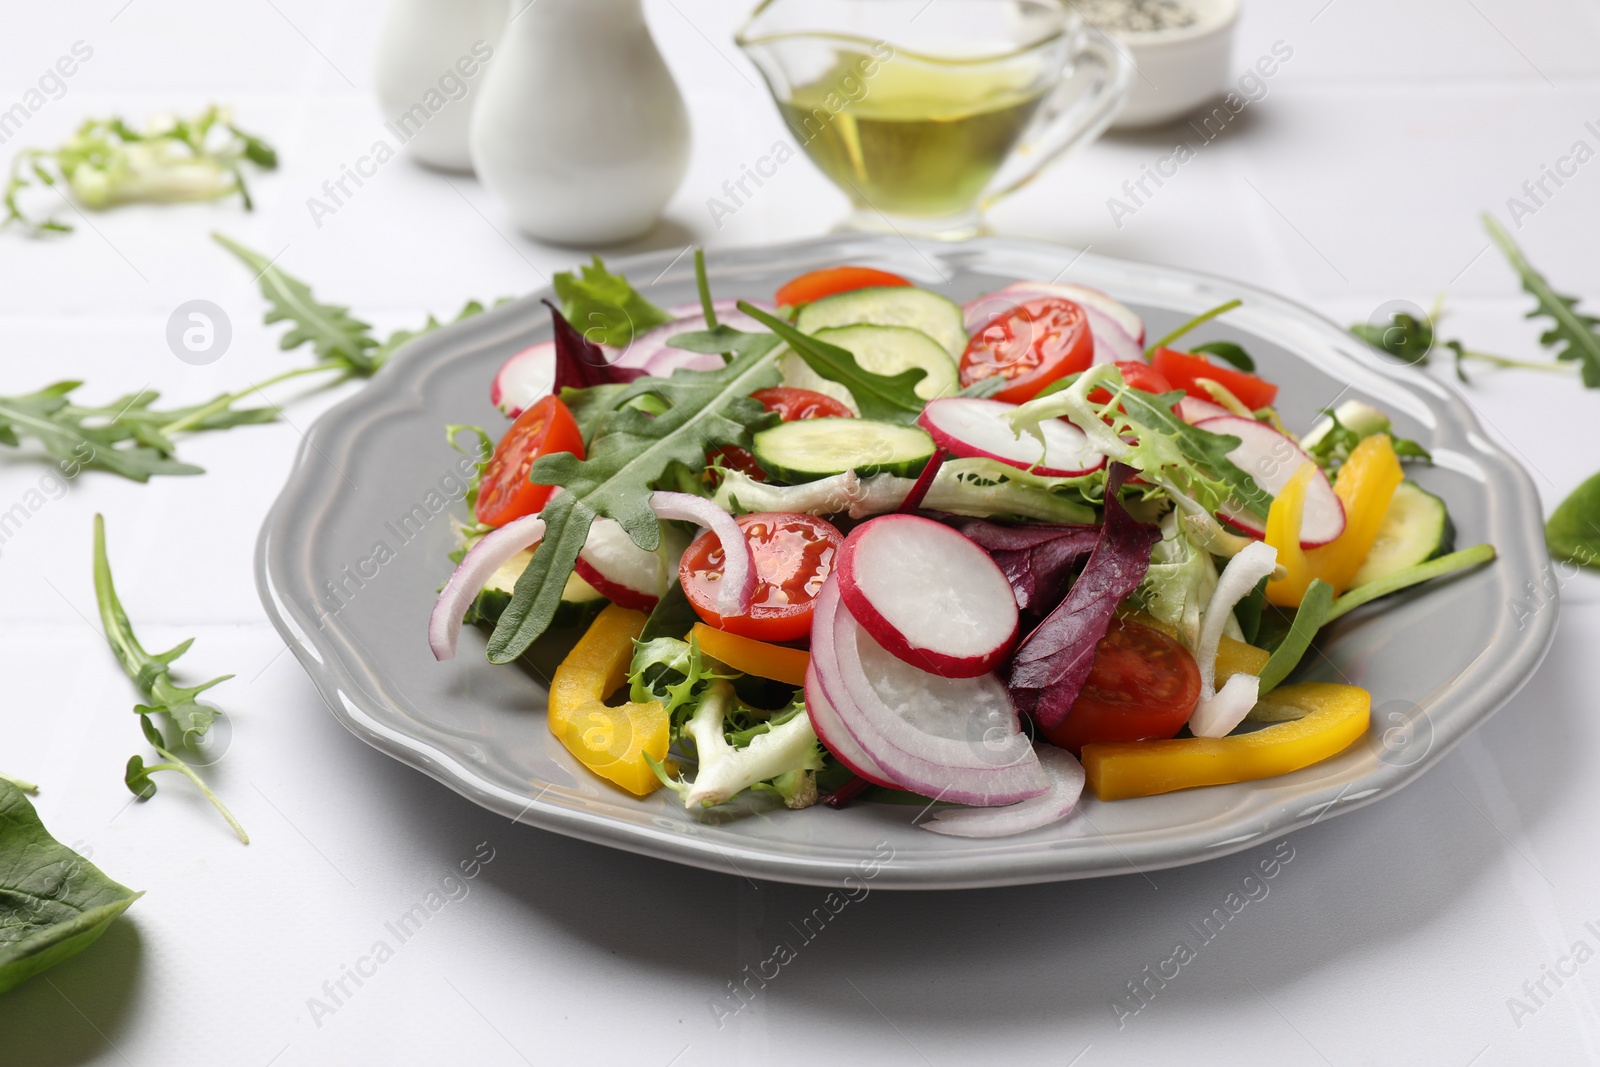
[255,235,1556,889]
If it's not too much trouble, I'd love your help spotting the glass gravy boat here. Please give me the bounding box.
[736,0,1132,239]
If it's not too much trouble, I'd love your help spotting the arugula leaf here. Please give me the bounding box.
[0,779,142,994]
[1485,213,1600,387]
[1190,340,1255,373]
[213,233,377,373]
[4,106,276,236]
[668,325,784,363]
[554,256,675,348]
[1304,407,1431,471]
[1146,299,1242,355]
[735,302,926,424]
[371,300,492,366]
[1023,366,1271,518]
[93,516,247,842]
[486,351,782,662]
[94,516,229,742]
[1547,472,1600,569]
[1257,579,1335,693]
[1351,311,1435,368]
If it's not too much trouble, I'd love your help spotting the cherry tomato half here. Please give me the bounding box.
[1087,360,1174,407]
[959,297,1094,404]
[706,444,768,483]
[1151,346,1279,410]
[775,266,911,308]
[474,395,584,527]
[679,512,843,642]
[751,387,855,422]
[1039,616,1201,755]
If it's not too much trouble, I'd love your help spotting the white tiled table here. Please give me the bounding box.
[3,1,1600,1064]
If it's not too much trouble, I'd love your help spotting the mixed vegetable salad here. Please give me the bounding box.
[429,256,1496,839]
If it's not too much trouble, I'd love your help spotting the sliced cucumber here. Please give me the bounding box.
[752,417,935,483]
[1350,480,1454,587]
[795,287,968,356]
[779,324,959,412]
[465,550,605,628]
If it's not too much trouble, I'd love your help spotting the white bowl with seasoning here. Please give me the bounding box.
[1084,0,1241,129]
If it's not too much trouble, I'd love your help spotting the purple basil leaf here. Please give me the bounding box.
[1006,464,1162,729]
[546,301,648,391]
[943,516,1100,612]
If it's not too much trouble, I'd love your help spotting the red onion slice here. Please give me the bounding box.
[647,491,754,617]
[803,662,899,788]
[429,514,546,660]
[920,745,1086,838]
[809,581,1048,806]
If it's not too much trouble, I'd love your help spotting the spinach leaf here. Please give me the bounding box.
[0,780,141,994]
[1547,472,1600,569]
[1258,579,1336,693]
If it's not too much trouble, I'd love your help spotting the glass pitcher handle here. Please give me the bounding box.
[982,31,1135,208]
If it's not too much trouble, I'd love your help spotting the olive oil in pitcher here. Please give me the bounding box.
[779,57,1048,218]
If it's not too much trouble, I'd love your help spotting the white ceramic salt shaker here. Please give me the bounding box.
[469,0,690,245]
[374,0,508,172]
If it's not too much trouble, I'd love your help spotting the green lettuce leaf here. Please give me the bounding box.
[554,256,675,348]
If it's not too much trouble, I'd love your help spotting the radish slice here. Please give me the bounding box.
[429,514,545,660]
[1177,396,1232,424]
[810,581,1048,805]
[918,397,1106,478]
[1196,415,1347,547]
[572,517,685,612]
[647,491,754,617]
[804,662,900,789]
[616,300,776,370]
[836,515,1019,678]
[920,745,1085,838]
[491,341,557,418]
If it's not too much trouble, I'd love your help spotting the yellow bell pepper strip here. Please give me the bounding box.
[1266,434,1404,607]
[1215,635,1270,686]
[1081,681,1371,800]
[1265,463,1317,606]
[689,623,809,687]
[548,605,669,796]
[1314,433,1405,592]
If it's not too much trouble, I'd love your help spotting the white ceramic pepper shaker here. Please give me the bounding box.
[374,0,508,172]
[469,0,690,244]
